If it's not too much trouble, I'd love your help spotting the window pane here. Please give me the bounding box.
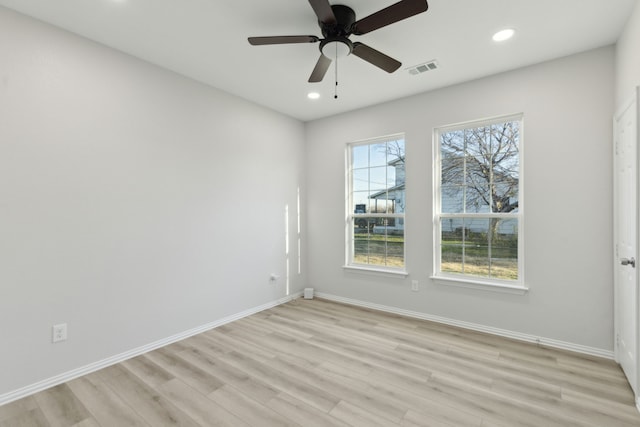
[352,169,369,192]
[369,166,389,191]
[441,227,464,274]
[465,219,490,278]
[440,217,519,280]
[441,120,520,214]
[385,226,405,267]
[493,180,519,213]
[437,116,521,282]
[353,218,404,268]
[392,190,405,214]
[354,216,376,231]
[352,191,370,213]
[369,197,394,214]
[441,185,465,213]
[441,130,465,157]
[490,122,519,152]
[490,218,518,280]
[441,155,465,186]
[349,137,405,270]
[386,140,405,164]
[352,145,369,169]
[369,143,388,167]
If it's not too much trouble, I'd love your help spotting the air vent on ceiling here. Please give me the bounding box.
[407,60,438,75]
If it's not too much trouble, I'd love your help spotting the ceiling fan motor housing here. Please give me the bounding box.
[319,5,356,59]
[320,5,356,37]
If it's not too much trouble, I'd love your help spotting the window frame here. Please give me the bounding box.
[432,114,526,291]
[345,134,407,275]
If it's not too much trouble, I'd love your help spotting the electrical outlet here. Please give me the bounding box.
[52,323,67,343]
[411,280,419,292]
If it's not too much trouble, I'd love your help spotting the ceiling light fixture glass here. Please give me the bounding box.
[320,40,351,60]
[492,28,515,42]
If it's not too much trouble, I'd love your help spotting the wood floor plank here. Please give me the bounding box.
[425,372,584,427]
[3,298,639,426]
[559,389,640,426]
[266,393,349,427]
[33,384,91,427]
[0,408,50,427]
[329,400,398,427]
[0,398,39,423]
[208,385,299,427]
[95,364,200,427]
[403,408,481,427]
[155,378,249,426]
[174,343,281,405]
[70,419,100,427]
[119,354,175,389]
[143,347,225,395]
[65,376,149,427]
[202,328,278,360]
[268,355,409,424]
[217,350,341,413]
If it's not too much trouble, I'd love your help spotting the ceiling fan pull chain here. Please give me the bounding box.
[334,43,339,99]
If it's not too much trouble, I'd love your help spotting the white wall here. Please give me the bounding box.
[0,6,305,398]
[305,46,615,352]
[616,0,640,107]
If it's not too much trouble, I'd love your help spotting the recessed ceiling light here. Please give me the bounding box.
[307,92,320,100]
[492,28,515,42]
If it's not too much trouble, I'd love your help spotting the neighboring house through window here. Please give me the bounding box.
[347,135,406,272]
[434,115,524,287]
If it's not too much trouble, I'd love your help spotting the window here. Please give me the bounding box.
[434,115,523,286]
[347,135,406,272]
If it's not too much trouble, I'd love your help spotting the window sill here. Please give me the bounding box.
[430,275,529,295]
[343,265,409,278]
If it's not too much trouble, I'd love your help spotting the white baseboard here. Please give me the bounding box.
[315,292,615,360]
[0,292,302,407]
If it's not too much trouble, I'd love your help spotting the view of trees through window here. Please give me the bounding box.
[349,137,405,268]
[437,117,521,281]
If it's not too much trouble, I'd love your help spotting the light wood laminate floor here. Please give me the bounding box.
[1,298,639,426]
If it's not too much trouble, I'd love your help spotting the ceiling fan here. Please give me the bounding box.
[248,0,429,83]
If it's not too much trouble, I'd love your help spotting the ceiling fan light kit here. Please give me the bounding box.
[248,0,429,84]
[321,38,352,60]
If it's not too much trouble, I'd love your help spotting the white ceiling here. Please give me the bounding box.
[0,0,636,121]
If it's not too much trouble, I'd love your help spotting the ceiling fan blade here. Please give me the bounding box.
[308,0,337,25]
[352,0,428,35]
[352,42,401,73]
[248,36,320,45]
[309,54,332,83]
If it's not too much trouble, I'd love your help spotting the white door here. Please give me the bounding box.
[614,88,639,397]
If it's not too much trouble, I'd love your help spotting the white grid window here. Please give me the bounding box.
[434,115,524,286]
[347,135,406,271]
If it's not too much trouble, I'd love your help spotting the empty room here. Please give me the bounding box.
[2,0,640,425]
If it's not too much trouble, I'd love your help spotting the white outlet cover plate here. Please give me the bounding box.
[52,323,67,343]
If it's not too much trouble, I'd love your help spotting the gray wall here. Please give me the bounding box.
[2,0,633,401]
[616,0,640,107]
[305,46,615,352]
[0,6,306,397]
